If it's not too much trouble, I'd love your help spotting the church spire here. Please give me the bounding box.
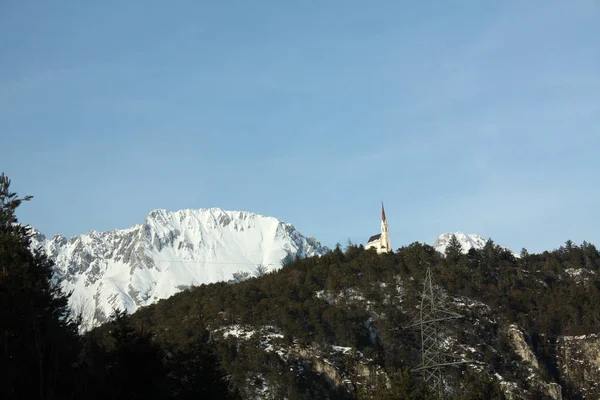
[380,202,391,253]
[366,202,392,254]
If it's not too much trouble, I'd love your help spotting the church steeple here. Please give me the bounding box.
[380,202,391,252]
[367,203,392,253]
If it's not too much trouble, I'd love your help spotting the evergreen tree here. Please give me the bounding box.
[446,234,464,264]
[167,319,240,399]
[254,263,268,277]
[0,173,80,399]
[102,310,168,400]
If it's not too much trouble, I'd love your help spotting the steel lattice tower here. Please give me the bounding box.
[406,267,463,399]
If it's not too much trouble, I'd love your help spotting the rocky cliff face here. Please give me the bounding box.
[495,326,600,399]
[557,334,600,398]
[101,237,600,399]
[208,293,600,399]
[504,325,563,400]
[31,208,327,329]
[207,292,600,399]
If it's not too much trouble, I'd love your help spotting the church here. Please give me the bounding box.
[365,203,391,253]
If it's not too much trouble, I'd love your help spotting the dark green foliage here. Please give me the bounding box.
[0,174,236,399]
[78,310,238,400]
[454,372,506,399]
[0,173,80,400]
[165,316,240,399]
[123,236,600,398]
[89,310,168,399]
[4,172,600,398]
[358,368,433,399]
[445,234,464,265]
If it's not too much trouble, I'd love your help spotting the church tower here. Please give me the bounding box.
[365,202,392,253]
[380,202,391,252]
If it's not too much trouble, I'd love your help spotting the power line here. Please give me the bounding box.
[406,267,467,399]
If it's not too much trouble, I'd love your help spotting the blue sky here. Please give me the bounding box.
[2,0,599,253]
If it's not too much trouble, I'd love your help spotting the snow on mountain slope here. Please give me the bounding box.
[433,232,488,255]
[433,232,517,257]
[31,208,327,329]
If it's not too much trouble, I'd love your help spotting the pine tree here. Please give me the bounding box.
[102,310,167,400]
[446,234,464,264]
[0,173,80,399]
[254,263,268,277]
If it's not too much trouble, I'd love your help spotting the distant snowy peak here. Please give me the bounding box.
[433,232,488,255]
[433,232,518,258]
[33,207,327,329]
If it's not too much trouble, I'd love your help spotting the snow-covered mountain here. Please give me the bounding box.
[432,232,488,255]
[31,208,327,329]
[432,232,517,257]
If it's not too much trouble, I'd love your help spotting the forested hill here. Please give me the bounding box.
[87,238,600,399]
[4,171,600,399]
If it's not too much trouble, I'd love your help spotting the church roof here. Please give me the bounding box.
[367,233,381,243]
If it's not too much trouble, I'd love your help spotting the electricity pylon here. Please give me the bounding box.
[406,267,464,399]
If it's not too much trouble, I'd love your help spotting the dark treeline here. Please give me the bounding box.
[0,174,237,400]
[2,173,599,399]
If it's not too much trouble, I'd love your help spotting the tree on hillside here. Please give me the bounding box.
[254,263,268,277]
[231,270,251,283]
[445,234,464,264]
[93,310,167,400]
[0,173,80,399]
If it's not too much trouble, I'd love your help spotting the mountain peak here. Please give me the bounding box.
[432,232,488,255]
[34,208,327,329]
